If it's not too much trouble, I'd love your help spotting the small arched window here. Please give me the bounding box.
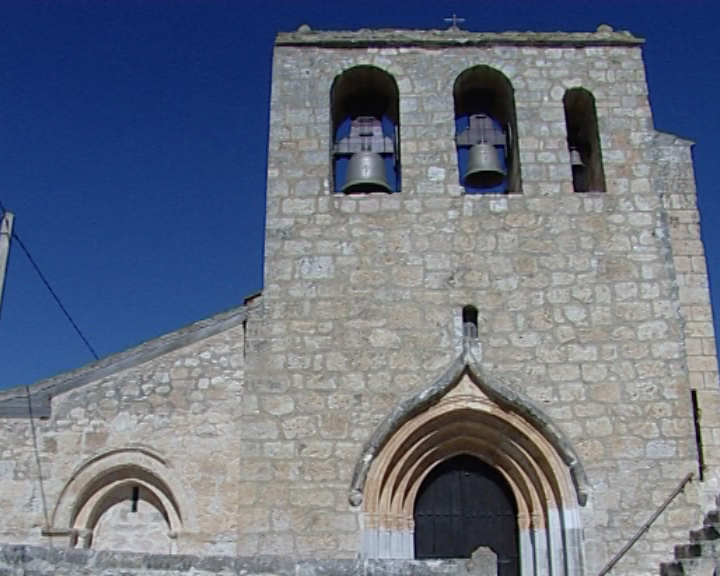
[331,66,400,194]
[462,305,479,340]
[563,88,605,192]
[454,66,520,194]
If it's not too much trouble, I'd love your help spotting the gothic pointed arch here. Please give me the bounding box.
[351,352,587,576]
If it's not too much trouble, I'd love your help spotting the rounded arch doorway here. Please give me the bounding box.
[414,455,519,576]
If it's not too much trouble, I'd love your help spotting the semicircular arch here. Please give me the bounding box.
[50,447,195,535]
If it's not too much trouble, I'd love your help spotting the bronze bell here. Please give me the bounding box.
[570,147,584,167]
[342,151,392,194]
[464,142,505,189]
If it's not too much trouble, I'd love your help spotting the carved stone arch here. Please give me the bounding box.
[352,353,586,576]
[50,446,194,552]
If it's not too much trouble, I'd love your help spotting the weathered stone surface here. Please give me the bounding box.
[0,544,475,576]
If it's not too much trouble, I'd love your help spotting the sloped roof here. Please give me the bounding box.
[0,297,258,418]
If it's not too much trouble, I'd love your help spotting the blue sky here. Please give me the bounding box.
[1,0,719,388]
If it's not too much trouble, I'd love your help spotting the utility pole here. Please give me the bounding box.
[0,211,14,317]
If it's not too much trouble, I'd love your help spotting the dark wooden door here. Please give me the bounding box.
[414,455,519,576]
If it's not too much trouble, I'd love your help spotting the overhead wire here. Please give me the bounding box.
[1,196,97,543]
[0,198,99,360]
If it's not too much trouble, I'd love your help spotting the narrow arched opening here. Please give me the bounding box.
[563,88,605,192]
[454,66,520,194]
[462,305,479,340]
[331,66,400,194]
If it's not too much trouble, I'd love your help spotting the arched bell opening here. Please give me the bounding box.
[359,370,584,576]
[563,88,605,193]
[331,66,400,194]
[454,66,520,194]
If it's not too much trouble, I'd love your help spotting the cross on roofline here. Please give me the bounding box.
[444,13,465,30]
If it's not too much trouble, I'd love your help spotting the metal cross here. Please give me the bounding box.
[444,13,465,30]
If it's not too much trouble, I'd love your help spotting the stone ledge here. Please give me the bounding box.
[0,544,476,576]
[276,26,643,48]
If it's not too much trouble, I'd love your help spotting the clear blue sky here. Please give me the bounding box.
[1,0,719,389]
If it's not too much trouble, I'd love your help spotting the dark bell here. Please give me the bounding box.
[463,143,505,189]
[342,151,392,194]
[570,148,584,167]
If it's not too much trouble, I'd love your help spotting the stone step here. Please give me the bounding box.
[659,499,720,575]
[703,510,720,528]
[660,560,686,576]
[674,540,720,561]
[690,526,720,543]
[675,543,704,560]
[661,557,718,576]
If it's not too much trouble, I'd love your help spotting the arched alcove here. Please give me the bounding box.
[453,66,521,194]
[49,447,191,553]
[89,480,173,553]
[331,65,400,194]
[563,88,605,193]
[462,305,479,340]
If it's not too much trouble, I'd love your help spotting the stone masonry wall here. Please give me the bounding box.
[655,134,720,490]
[0,319,246,556]
[248,33,713,575]
[0,544,480,576]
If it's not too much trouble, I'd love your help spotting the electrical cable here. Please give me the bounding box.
[0,199,99,360]
[11,233,100,360]
[2,195,86,548]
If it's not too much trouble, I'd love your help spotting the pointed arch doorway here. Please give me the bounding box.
[354,362,588,576]
[414,455,519,575]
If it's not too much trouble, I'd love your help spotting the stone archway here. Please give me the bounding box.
[49,447,191,553]
[351,356,586,576]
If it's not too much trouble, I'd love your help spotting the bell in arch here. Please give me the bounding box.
[570,147,584,167]
[463,142,505,189]
[342,151,392,194]
[569,146,588,192]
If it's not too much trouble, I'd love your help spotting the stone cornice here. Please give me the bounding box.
[276,25,644,48]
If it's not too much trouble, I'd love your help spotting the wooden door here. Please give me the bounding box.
[414,455,519,576]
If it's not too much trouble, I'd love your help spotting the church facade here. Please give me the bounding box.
[1,25,719,576]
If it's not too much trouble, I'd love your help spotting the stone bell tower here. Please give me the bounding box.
[242,23,720,576]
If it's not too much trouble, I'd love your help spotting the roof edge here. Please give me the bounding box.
[654,129,695,147]
[0,297,259,417]
[276,27,644,48]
